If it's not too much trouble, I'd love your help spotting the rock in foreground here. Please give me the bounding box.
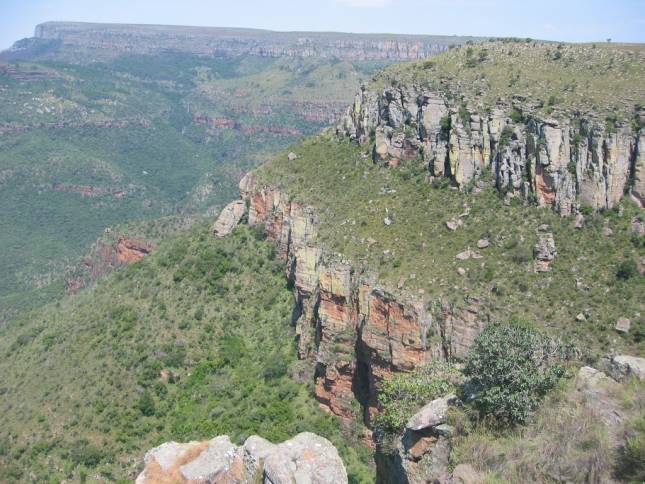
[136,432,347,484]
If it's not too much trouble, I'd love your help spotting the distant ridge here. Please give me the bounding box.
[5,20,487,62]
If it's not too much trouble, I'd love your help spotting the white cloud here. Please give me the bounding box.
[336,0,393,8]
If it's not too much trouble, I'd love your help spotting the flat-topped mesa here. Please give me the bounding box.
[27,21,482,61]
[336,73,645,215]
[239,174,486,426]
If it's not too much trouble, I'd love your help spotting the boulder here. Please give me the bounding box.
[287,151,298,161]
[574,213,585,229]
[534,232,556,272]
[406,394,459,431]
[179,436,241,482]
[446,219,463,231]
[615,317,631,334]
[263,432,347,484]
[213,200,247,237]
[610,355,645,381]
[451,463,484,483]
[476,239,490,249]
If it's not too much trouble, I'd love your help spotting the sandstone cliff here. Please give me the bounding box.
[239,174,486,428]
[337,83,644,215]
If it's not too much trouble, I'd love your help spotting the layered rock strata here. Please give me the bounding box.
[240,174,487,426]
[337,85,645,214]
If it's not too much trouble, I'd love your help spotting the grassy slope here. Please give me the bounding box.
[0,223,374,483]
[449,376,644,482]
[257,135,644,358]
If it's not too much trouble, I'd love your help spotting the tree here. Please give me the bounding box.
[137,390,156,416]
[464,323,571,426]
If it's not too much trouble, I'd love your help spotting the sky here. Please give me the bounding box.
[0,0,644,50]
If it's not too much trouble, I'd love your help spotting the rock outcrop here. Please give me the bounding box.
[213,200,247,237]
[375,394,461,483]
[136,432,347,484]
[609,355,645,381]
[240,174,487,428]
[337,83,644,215]
[116,235,155,263]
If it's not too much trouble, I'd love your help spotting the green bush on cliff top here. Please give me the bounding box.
[464,322,573,426]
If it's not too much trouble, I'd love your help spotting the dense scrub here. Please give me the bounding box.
[0,224,374,482]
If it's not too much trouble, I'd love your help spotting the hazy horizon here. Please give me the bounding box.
[1,0,644,51]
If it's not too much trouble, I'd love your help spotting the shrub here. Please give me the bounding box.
[137,390,156,416]
[509,108,524,124]
[374,363,457,434]
[616,259,637,280]
[498,126,513,148]
[464,323,571,426]
[616,414,645,481]
[69,440,103,467]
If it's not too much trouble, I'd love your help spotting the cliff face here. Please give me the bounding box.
[337,85,645,215]
[30,22,479,61]
[240,174,486,427]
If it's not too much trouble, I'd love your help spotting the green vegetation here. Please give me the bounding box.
[0,52,391,321]
[258,135,644,358]
[464,323,572,426]
[0,224,373,482]
[374,363,458,434]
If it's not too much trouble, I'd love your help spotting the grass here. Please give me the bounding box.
[449,376,644,483]
[257,134,644,359]
[0,223,374,483]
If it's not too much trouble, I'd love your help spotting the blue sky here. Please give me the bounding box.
[1,0,643,49]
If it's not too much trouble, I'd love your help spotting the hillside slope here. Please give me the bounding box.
[0,223,373,482]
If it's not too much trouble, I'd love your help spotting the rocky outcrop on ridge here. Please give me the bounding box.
[337,82,644,215]
[136,432,347,484]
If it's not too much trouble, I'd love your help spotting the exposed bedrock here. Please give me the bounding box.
[337,85,645,214]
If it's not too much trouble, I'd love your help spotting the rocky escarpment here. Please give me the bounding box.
[136,432,347,484]
[24,22,480,62]
[337,84,645,215]
[239,174,487,428]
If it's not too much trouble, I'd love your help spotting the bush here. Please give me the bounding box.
[509,108,524,124]
[616,259,637,280]
[616,414,645,481]
[464,323,571,426]
[374,363,457,434]
[137,390,156,416]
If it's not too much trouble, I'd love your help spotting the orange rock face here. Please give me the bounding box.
[116,236,155,263]
[240,174,486,429]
